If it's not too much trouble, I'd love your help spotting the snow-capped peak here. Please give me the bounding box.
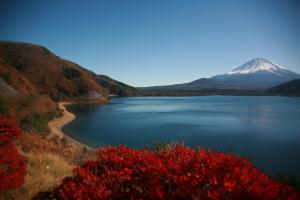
[227,58,284,75]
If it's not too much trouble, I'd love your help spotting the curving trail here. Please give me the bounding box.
[48,102,93,149]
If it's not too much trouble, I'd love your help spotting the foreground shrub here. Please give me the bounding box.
[43,146,299,200]
[0,117,27,191]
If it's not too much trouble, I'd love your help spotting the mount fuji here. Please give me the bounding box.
[212,58,300,89]
[142,58,300,91]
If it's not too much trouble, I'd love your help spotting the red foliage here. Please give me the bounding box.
[0,117,27,191]
[52,146,299,200]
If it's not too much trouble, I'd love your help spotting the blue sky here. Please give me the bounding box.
[1,0,300,86]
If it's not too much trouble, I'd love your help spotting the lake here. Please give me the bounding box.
[63,96,300,178]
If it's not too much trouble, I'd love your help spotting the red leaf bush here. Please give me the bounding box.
[49,145,299,200]
[0,117,27,191]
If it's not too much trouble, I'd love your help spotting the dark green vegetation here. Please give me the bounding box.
[277,173,300,191]
[20,111,58,134]
[63,67,82,80]
[267,79,300,96]
[0,95,7,114]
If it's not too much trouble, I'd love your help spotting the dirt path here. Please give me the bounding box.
[48,102,93,149]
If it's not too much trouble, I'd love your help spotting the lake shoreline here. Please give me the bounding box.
[48,102,95,150]
[64,96,300,179]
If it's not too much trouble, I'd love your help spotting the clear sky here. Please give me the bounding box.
[1,0,300,87]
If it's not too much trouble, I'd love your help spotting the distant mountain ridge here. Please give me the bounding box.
[267,79,300,96]
[213,58,300,89]
[142,58,300,91]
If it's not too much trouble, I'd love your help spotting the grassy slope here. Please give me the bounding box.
[7,133,97,200]
[14,152,73,200]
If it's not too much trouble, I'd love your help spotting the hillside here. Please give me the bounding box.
[0,41,136,134]
[0,56,37,95]
[140,78,225,91]
[0,55,57,134]
[267,79,300,96]
[93,74,137,97]
[0,41,108,102]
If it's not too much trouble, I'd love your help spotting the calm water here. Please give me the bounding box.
[63,96,300,178]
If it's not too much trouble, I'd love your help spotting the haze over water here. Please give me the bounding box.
[63,96,300,178]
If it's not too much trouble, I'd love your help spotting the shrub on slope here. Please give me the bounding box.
[38,146,299,200]
[0,117,27,192]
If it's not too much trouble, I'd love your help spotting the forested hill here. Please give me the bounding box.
[267,79,300,96]
[0,41,136,134]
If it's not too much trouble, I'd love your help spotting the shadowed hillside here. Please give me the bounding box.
[94,75,137,96]
[267,79,300,96]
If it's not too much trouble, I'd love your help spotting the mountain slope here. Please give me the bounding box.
[141,58,300,92]
[267,79,300,96]
[140,78,225,91]
[0,41,108,102]
[94,75,137,96]
[212,58,300,89]
[0,56,57,133]
[0,41,136,134]
[0,56,37,95]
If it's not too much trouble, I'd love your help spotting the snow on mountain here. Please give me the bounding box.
[144,58,300,91]
[212,58,300,89]
[227,58,284,75]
